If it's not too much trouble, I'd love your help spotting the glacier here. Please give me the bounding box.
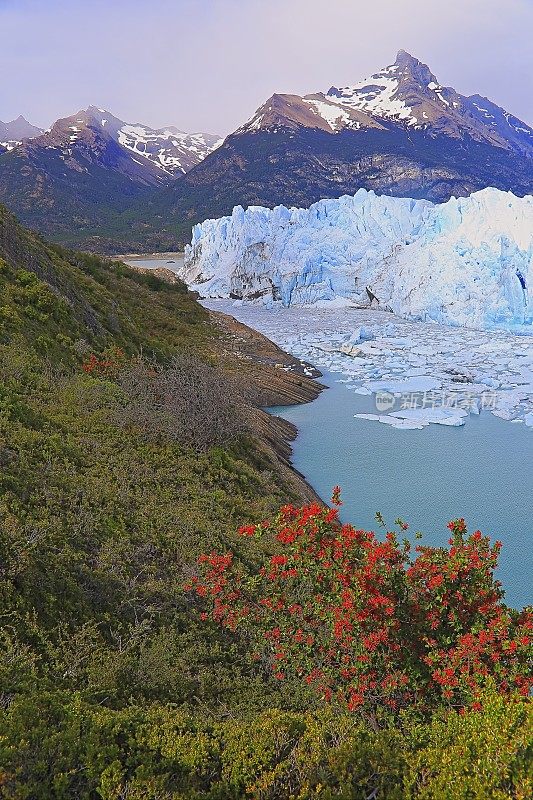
[180,188,533,331]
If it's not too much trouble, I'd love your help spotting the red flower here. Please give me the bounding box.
[238,524,256,537]
[427,574,444,590]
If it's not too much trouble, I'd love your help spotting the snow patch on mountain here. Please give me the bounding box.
[180,188,533,331]
[117,124,223,176]
[327,64,417,124]
[0,141,20,151]
[303,99,354,131]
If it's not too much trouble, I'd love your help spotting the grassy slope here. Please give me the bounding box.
[0,204,309,714]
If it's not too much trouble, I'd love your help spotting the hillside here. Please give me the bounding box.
[0,202,324,727]
[0,208,531,798]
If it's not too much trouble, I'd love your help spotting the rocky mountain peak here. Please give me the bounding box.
[393,50,436,84]
[83,106,126,138]
[0,115,43,144]
[317,52,532,151]
[19,110,164,188]
[229,51,533,163]
[45,110,113,148]
[325,51,443,125]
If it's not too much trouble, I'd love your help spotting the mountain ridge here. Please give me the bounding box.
[1,51,532,253]
[0,105,222,249]
[241,50,533,154]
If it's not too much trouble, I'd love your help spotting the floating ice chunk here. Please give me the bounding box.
[480,376,501,389]
[390,408,466,426]
[525,413,533,427]
[444,366,475,383]
[469,398,482,415]
[354,413,428,429]
[350,326,375,343]
[381,418,428,430]
[339,326,376,355]
[365,376,441,393]
[491,409,517,420]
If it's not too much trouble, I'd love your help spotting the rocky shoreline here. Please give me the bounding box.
[127,259,325,503]
[208,308,326,504]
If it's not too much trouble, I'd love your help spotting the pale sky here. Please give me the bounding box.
[1,0,532,135]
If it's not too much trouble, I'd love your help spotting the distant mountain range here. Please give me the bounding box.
[1,51,533,253]
[0,107,221,250]
[0,115,43,151]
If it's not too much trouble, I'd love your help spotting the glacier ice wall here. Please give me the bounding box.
[180,188,533,330]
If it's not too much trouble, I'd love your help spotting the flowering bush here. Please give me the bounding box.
[186,490,531,715]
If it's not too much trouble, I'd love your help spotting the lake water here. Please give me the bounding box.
[123,254,185,272]
[271,373,532,610]
[125,259,532,610]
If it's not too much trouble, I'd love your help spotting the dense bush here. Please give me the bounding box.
[191,494,532,717]
[0,690,530,799]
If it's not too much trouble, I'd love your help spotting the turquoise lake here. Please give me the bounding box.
[272,373,532,610]
[126,259,532,610]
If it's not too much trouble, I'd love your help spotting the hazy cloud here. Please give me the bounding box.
[1,0,532,134]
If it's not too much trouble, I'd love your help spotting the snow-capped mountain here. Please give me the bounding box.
[25,108,164,186]
[2,52,533,255]
[156,51,533,247]
[0,106,221,250]
[0,115,43,151]
[331,50,533,154]
[83,107,222,177]
[241,50,533,155]
[180,188,533,331]
[10,106,221,184]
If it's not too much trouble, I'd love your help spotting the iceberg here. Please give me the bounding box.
[389,408,467,427]
[354,413,429,430]
[199,299,533,430]
[180,188,533,331]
